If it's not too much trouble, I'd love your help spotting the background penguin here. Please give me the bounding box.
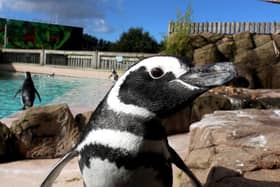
[40,56,236,187]
[14,71,41,110]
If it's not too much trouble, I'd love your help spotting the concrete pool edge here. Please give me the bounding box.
[0,63,124,79]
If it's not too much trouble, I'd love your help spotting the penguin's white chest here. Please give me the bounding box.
[78,129,170,187]
[81,157,165,187]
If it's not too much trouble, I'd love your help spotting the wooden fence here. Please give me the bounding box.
[0,48,156,71]
[168,21,280,35]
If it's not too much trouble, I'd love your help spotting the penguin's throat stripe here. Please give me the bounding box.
[77,129,143,152]
[77,129,168,155]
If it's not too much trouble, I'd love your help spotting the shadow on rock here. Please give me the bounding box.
[205,166,280,187]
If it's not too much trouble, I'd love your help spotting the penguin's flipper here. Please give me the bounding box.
[35,89,42,102]
[168,146,203,187]
[14,89,22,99]
[40,150,78,187]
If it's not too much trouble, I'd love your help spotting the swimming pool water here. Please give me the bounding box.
[0,72,110,119]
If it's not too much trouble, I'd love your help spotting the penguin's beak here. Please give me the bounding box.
[179,62,236,88]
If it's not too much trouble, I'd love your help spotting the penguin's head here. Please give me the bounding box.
[107,56,236,118]
[25,72,32,79]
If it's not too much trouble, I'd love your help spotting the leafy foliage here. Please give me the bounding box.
[82,28,160,52]
[113,27,160,53]
[82,34,114,51]
[163,4,193,59]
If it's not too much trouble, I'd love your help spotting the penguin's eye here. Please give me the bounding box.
[149,67,165,79]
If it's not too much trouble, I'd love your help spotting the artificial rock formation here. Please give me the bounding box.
[180,109,280,187]
[0,121,17,162]
[184,32,280,89]
[162,87,280,135]
[10,104,81,159]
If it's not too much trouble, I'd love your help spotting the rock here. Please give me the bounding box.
[254,41,279,88]
[253,34,272,47]
[169,32,280,89]
[271,63,280,88]
[217,40,234,59]
[0,121,18,162]
[193,44,222,65]
[180,109,280,187]
[162,87,280,134]
[234,50,258,88]
[10,104,79,159]
[191,87,280,123]
[272,34,280,49]
[201,33,224,43]
[162,106,192,135]
[233,32,254,53]
[191,34,208,48]
[74,111,94,129]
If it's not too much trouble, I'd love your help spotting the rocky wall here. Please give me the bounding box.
[184,32,280,89]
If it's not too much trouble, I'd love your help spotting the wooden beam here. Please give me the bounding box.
[262,0,280,4]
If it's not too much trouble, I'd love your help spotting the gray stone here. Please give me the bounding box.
[180,109,280,187]
[10,104,79,159]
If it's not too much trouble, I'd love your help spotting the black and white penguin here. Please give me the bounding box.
[40,56,236,187]
[14,72,41,110]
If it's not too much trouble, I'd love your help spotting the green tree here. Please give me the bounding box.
[97,39,114,51]
[163,3,193,59]
[82,34,98,50]
[82,34,114,51]
[113,27,160,53]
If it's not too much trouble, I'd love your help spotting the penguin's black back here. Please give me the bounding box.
[21,75,36,107]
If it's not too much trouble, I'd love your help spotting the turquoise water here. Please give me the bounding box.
[0,72,95,119]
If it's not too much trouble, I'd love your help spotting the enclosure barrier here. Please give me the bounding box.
[168,21,280,35]
[0,48,156,71]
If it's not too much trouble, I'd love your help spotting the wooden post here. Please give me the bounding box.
[236,22,241,33]
[267,22,271,33]
[204,22,208,32]
[190,23,194,34]
[261,22,265,33]
[194,22,198,34]
[272,22,276,33]
[199,22,203,33]
[257,22,261,33]
[209,22,213,33]
[222,22,226,33]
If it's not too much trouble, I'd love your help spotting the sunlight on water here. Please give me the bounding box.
[0,72,111,119]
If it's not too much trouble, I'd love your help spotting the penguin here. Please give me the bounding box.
[40,56,236,187]
[14,72,41,110]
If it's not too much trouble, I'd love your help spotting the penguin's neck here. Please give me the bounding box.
[87,100,166,140]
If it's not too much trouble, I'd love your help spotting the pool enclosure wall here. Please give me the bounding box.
[0,48,156,71]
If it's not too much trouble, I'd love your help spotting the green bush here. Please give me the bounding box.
[163,4,193,59]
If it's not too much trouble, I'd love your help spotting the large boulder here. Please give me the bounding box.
[162,106,192,135]
[217,39,234,59]
[180,109,280,187]
[201,33,224,43]
[233,32,254,54]
[193,44,222,65]
[253,34,272,48]
[191,87,280,124]
[10,104,80,159]
[162,87,280,134]
[0,121,18,162]
[190,34,208,49]
[254,41,279,88]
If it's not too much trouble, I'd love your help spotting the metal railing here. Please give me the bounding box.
[0,49,156,71]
